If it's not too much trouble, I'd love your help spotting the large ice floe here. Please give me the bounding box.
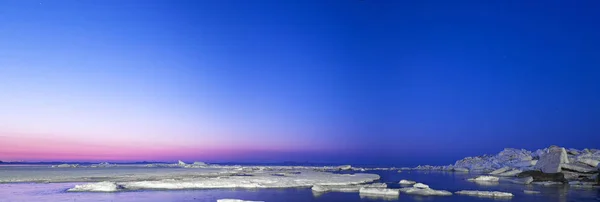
[68,169,380,192]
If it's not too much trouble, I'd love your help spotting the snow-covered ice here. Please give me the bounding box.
[399,187,452,196]
[69,169,380,192]
[69,181,122,192]
[577,158,600,167]
[561,163,596,173]
[398,183,452,196]
[455,190,514,198]
[468,176,499,182]
[494,169,522,177]
[51,164,79,168]
[398,179,416,185]
[488,167,510,175]
[336,165,352,170]
[217,199,263,202]
[413,183,429,189]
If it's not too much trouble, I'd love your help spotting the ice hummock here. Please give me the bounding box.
[399,182,452,196]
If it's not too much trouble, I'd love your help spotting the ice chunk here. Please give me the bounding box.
[358,187,399,196]
[534,146,569,173]
[413,183,429,189]
[178,160,186,166]
[51,164,79,168]
[90,162,116,168]
[399,187,452,196]
[495,169,522,177]
[68,181,122,192]
[336,165,352,170]
[489,167,510,175]
[561,163,596,173]
[468,176,499,182]
[217,199,263,202]
[455,190,514,198]
[577,158,600,167]
[511,160,537,168]
[523,190,540,194]
[399,179,416,185]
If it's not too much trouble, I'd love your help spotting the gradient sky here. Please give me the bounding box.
[1,0,599,166]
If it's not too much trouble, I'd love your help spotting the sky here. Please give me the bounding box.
[0,0,599,166]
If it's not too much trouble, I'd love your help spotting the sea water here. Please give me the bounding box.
[0,166,598,202]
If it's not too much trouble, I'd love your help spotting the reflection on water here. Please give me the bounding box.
[472,181,500,186]
[0,169,598,202]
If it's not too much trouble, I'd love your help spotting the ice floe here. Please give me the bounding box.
[358,187,399,196]
[89,162,116,168]
[69,170,380,192]
[69,181,123,192]
[489,166,510,175]
[455,190,514,198]
[399,179,416,185]
[468,176,499,182]
[311,183,386,193]
[399,183,452,196]
[51,164,79,168]
[413,183,429,189]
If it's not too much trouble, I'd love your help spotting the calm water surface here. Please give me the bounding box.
[1,170,599,202]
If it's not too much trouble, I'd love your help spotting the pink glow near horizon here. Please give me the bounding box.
[0,132,339,162]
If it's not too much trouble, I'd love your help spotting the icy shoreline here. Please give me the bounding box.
[405,146,599,186]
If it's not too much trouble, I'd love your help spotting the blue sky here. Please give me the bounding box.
[0,0,599,166]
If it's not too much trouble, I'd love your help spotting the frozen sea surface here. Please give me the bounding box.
[1,165,599,202]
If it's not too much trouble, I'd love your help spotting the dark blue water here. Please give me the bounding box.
[1,170,598,202]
